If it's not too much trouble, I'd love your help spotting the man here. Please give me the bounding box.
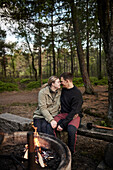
[54,72,83,154]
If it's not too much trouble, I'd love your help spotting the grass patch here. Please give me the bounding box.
[0,81,18,92]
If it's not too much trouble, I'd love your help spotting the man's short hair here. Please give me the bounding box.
[60,72,73,81]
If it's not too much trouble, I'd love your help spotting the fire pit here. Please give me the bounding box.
[0,131,71,170]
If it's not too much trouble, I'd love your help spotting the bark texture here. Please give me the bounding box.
[97,0,113,121]
[70,0,94,94]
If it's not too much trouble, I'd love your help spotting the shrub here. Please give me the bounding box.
[100,120,107,127]
[0,81,18,92]
[73,77,108,86]
[20,78,31,84]
[73,77,84,87]
[26,81,41,90]
[90,77,98,83]
[93,78,108,86]
[42,79,48,84]
[1,77,18,83]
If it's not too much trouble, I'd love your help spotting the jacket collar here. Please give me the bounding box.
[45,86,60,98]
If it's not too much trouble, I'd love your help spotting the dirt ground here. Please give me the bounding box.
[0,85,111,170]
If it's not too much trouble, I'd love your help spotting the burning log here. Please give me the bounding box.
[24,144,28,159]
[37,151,45,168]
[27,131,46,168]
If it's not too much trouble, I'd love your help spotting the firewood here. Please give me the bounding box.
[24,149,28,159]
[37,151,45,167]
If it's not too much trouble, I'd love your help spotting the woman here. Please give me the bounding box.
[33,76,61,135]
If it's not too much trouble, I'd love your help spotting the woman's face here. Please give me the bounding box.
[52,79,61,89]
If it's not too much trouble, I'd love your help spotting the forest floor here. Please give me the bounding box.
[0,85,111,170]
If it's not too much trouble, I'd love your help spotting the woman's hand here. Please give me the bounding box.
[50,120,57,129]
[57,125,63,131]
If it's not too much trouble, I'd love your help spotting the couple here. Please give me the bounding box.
[33,72,83,154]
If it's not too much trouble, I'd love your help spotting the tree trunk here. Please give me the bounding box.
[39,46,42,85]
[3,56,6,77]
[98,28,102,79]
[67,26,74,74]
[38,24,42,85]
[70,46,74,74]
[97,0,113,121]
[64,54,66,72]
[11,55,15,77]
[47,52,49,77]
[27,56,32,79]
[51,1,56,75]
[86,0,89,76]
[57,48,60,76]
[49,55,52,76]
[70,0,94,94]
[25,36,37,81]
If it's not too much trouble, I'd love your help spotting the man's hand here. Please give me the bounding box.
[50,120,57,129]
[57,125,63,131]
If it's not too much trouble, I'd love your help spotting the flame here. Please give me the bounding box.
[24,122,42,161]
[34,136,40,147]
[32,122,41,152]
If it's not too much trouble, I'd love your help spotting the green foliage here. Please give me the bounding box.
[26,81,41,90]
[96,78,108,85]
[1,77,17,83]
[20,78,31,84]
[100,120,107,127]
[14,78,21,82]
[21,78,48,90]
[0,81,18,92]
[90,77,98,83]
[73,77,108,87]
[96,118,111,127]
[73,77,84,87]
[0,77,108,92]
[42,79,48,84]
[90,77,108,85]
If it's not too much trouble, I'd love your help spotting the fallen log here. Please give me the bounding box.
[78,124,113,142]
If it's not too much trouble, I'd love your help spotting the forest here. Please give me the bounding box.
[0,0,113,123]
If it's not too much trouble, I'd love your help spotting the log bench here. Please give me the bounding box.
[56,124,113,145]
[0,113,113,143]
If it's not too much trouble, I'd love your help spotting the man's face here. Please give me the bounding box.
[60,77,68,88]
[53,78,61,89]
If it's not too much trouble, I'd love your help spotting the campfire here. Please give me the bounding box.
[0,126,71,170]
[24,124,61,169]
